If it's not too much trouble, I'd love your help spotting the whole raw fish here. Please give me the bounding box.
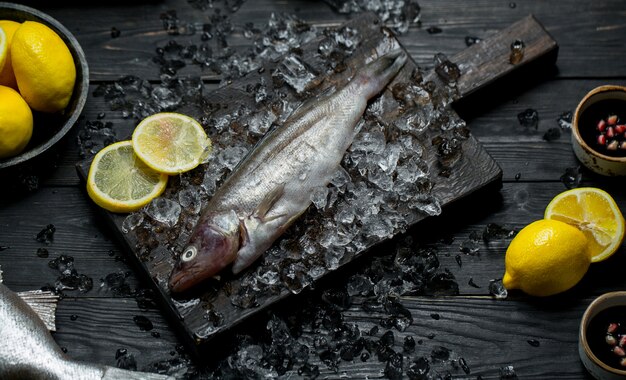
[0,280,173,379]
[169,49,407,293]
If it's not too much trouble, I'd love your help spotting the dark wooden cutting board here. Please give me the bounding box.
[77,13,557,354]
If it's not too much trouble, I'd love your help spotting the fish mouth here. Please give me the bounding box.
[169,266,201,293]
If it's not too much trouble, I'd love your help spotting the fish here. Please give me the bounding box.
[0,265,174,380]
[169,49,408,293]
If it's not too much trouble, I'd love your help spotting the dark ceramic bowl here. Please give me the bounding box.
[572,85,626,176]
[0,2,89,171]
[579,292,626,379]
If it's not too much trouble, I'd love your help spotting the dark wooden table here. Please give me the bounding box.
[1,0,625,378]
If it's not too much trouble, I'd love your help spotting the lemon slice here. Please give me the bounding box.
[0,26,7,73]
[131,113,212,175]
[0,20,21,89]
[87,141,168,213]
[545,187,625,263]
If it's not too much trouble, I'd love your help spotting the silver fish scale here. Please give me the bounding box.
[213,81,367,222]
[0,283,173,380]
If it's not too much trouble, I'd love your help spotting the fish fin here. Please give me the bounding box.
[287,84,335,121]
[254,183,286,221]
[102,367,175,380]
[232,210,306,275]
[16,290,59,331]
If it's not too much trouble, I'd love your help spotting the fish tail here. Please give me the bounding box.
[102,366,175,380]
[16,290,59,331]
[354,49,407,99]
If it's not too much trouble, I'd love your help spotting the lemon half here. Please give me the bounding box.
[0,26,7,73]
[87,141,168,213]
[131,113,212,175]
[0,20,20,89]
[545,187,625,263]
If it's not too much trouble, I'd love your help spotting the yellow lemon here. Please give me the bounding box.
[502,219,590,297]
[0,85,33,159]
[131,113,212,175]
[545,187,625,263]
[0,20,20,89]
[0,26,6,73]
[87,141,168,213]
[11,21,76,113]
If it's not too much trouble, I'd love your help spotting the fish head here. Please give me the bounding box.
[169,210,241,293]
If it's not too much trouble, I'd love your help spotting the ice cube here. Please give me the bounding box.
[489,279,508,299]
[217,145,248,171]
[557,111,573,130]
[350,130,386,155]
[310,186,329,210]
[178,188,202,215]
[145,198,182,227]
[560,166,582,189]
[518,108,539,129]
[122,213,145,233]
[500,365,517,379]
[273,54,318,94]
[434,53,460,84]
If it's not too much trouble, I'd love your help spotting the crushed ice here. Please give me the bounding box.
[81,1,506,377]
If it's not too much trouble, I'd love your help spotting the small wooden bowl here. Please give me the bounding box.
[572,85,626,176]
[580,291,626,379]
[0,2,89,172]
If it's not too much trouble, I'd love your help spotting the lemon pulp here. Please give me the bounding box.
[131,112,212,175]
[545,187,625,263]
[87,141,168,213]
[0,20,20,89]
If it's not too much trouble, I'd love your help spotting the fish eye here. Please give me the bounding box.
[181,247,197,262]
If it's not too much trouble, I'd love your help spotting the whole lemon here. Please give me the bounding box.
[0,85,33,159]
[502,219,590,297]
[11,21,76,113]
[0,20,20,89]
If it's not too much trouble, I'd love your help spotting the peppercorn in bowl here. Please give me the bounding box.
[572,85,626,176]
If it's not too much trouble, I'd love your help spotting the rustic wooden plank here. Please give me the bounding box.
[0,184,621,378]
[54,298,179,373]
[28,0,626,81]
[50,294,595,379]
[74,11,550,350]
[37,76,622,188]
[0,187,142,293]
[413,0,626,78]
[447,15,558,99]
[0,1,620,379]
[3,182,624,298]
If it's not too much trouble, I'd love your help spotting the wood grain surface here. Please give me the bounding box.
[1,1,624,378]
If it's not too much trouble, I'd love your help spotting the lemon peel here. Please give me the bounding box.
[0,85,33,159]
[11,21,76,113]
[503,219,590,297]
[131,113,212,175]
[87,141,168,213]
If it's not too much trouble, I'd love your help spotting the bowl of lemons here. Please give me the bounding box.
[0,2,88,172]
